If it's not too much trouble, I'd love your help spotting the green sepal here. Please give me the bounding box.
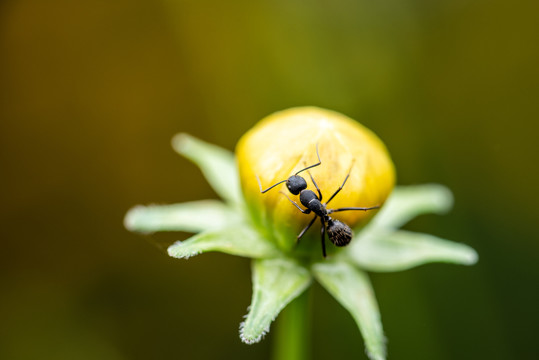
[348,230,478,272]
[167,225,280,259]
[124,200,239,234]
[312,261,386,360]
[240,258,312,344]
[171,133,242,206]
[368,184,453,231]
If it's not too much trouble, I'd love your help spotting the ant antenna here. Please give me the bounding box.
[294,144,321,175]
[256,144,321,194]
[256,175,286,194]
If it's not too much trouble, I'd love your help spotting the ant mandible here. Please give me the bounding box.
[256,146,380,257]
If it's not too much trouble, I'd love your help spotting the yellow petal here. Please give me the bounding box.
[236,107,396,252]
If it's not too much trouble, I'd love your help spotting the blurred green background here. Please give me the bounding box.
[1,0,538,359]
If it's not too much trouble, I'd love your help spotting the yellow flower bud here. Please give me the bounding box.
[236,107,395,253]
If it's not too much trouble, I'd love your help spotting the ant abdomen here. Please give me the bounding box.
[327,220,353,247]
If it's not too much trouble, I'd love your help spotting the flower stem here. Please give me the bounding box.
[272,288,311,360]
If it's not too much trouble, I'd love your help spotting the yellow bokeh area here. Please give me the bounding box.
[237,107,395,249]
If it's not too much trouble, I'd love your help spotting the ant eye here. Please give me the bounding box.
[327,220,352,247]
[286,175,307,195]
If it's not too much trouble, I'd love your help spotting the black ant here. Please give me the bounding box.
[257,146,380,257]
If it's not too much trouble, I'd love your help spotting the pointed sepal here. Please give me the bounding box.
[348,230,478,272]
[124,200,238,234]
[167,225,279,259]
[172,133,242,205]
[312,261,386,360]
[240,258,312,344]
[368,184,453,231]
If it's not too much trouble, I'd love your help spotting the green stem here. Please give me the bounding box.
[272,288,311,360]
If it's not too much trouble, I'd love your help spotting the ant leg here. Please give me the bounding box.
[296,215,317,244]
[280,191,312,214]
[320,218,327,258]
[294,144,321,176]
[256,175,287,194]
[324,160,355,205]
[307,170,323,201]
[328,205,380,213]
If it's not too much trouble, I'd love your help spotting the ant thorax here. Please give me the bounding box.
[299,189,325,217]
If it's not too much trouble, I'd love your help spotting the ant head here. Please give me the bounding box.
[327,219,353,247]
[286,175,307,195]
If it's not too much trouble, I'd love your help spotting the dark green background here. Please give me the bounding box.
[1,0,538,359]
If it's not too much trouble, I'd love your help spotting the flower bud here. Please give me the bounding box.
[236,107,395,252]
